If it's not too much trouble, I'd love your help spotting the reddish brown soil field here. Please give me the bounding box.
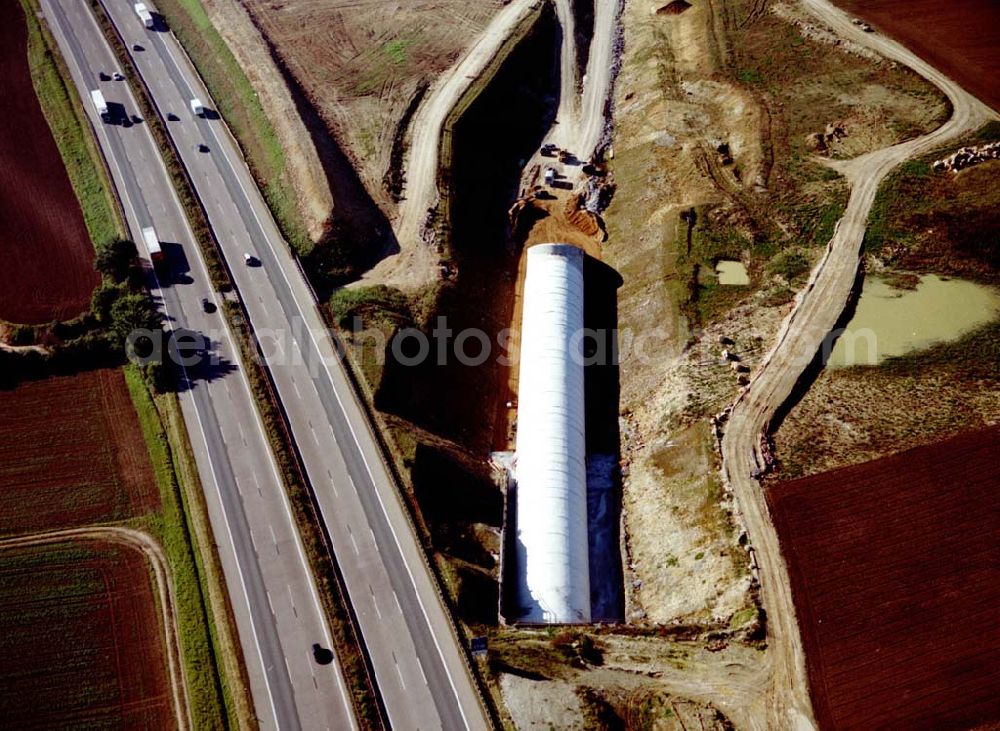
[0,540,172,728]
[0,369,159,535]
[833,0,1000,112]
[0,1,98,325]
[768,427,1000,730]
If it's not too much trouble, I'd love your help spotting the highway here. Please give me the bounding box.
[96,1,492,729]
[38,1,357,728]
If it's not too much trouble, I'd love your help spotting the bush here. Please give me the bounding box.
[90,280,123,322]
[108,292,163,347]
[767,249,811,282]
[329,285,412,329]
[94,237,139,282]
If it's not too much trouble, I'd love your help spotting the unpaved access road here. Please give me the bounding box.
[719,1,997,728]
[0,526,191,731]
[376,0,543,289]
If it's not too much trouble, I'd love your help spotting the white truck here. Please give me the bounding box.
[190,98,205,117]
[141,226,165,265]
[134,3,154,28]
[90,89,110,123]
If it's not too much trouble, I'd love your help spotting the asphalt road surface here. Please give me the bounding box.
[97,1,491,728]
[38,2,357,728]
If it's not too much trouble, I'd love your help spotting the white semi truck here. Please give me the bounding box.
[90,89,110,123]
[134,3,154,28]
[190,98,205,117]
[141,226,165,265]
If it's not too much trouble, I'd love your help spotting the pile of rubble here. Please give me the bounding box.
[805,120,848,154]
[932,141,1000,173]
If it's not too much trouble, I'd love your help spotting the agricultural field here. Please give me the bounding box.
[767,427,1000,730]
[0,540,173,728]
[833,0,1000,112]
[0,1,101,325]
[0,369,159,535]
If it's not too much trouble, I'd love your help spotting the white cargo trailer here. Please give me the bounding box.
[190,98,205,117]
[141,226,165,264]
[134,3,154,28]
[90,89,110,122]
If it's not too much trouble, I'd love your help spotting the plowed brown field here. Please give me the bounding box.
[0,540,172,728]
[833,0,1000,112]
[0,1,98,325]
[768,427,1000,730]
[0,369,158,535]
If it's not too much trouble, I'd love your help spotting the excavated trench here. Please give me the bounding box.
[377,2,624,624]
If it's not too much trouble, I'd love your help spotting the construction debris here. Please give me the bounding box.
[933,141,1000,173]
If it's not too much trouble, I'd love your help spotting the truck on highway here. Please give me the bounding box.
[134,3,154,28]
[141,226,165,265]
[90,89,110,123]
[190,98,205,117]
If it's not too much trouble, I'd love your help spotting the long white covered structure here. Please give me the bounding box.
[513,243,590,623]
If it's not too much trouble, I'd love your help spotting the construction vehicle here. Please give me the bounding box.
[134,3,154,28]
[190,98,205,117]
[90,89,110,123]
[544,167,556,186]
[141,226,165,265]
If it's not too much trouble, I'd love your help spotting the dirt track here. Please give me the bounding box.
[0,526,190,731]
[718,1,998,728]
[374,0,542,290]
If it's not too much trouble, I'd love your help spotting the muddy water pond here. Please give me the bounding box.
[715,260,749,285]
[828,274,1000,368]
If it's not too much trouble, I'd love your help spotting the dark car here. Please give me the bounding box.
[166,112,179,122]
[195,142,209,153]
[311,643,333,665]
[133,43,144,52]
[201,297,216,313]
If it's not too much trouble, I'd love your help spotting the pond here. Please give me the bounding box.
[716,260,749,285]
[827,273,1000,368]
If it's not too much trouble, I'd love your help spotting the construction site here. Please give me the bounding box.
[131,0,1000,726]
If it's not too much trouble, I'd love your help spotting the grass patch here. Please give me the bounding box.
[144,0,310,252]
[22,0,119,248]
[123,365,233,729]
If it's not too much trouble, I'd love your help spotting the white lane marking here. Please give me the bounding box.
[286,584,297,618]
[269,524,279,555]
[327,470,338,498]
[369,585,382,620]
[417,657,428,686]
[393,591,403,616]
[392,652,407,690]
[292,378,302,399]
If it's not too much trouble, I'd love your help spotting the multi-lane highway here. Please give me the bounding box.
[85,1,492,728]
[38,1,357,728]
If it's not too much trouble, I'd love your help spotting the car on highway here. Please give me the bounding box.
[202,297,216,313]
[194,142,209,153]
[166,112,179,121]
[133,43,144,52]
[243,253,259,267]
[113,71,124,81]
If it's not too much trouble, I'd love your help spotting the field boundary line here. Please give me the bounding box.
[0,526,191,731]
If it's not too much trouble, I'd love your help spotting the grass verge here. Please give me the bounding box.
[124,365,240,729]
[22,0,119,247]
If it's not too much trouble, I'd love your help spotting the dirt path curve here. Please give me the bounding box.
[718,2,997,729]
[0,526,192,731]
[371,0,542,289]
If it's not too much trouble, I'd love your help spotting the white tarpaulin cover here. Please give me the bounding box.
[514,244,590,623]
